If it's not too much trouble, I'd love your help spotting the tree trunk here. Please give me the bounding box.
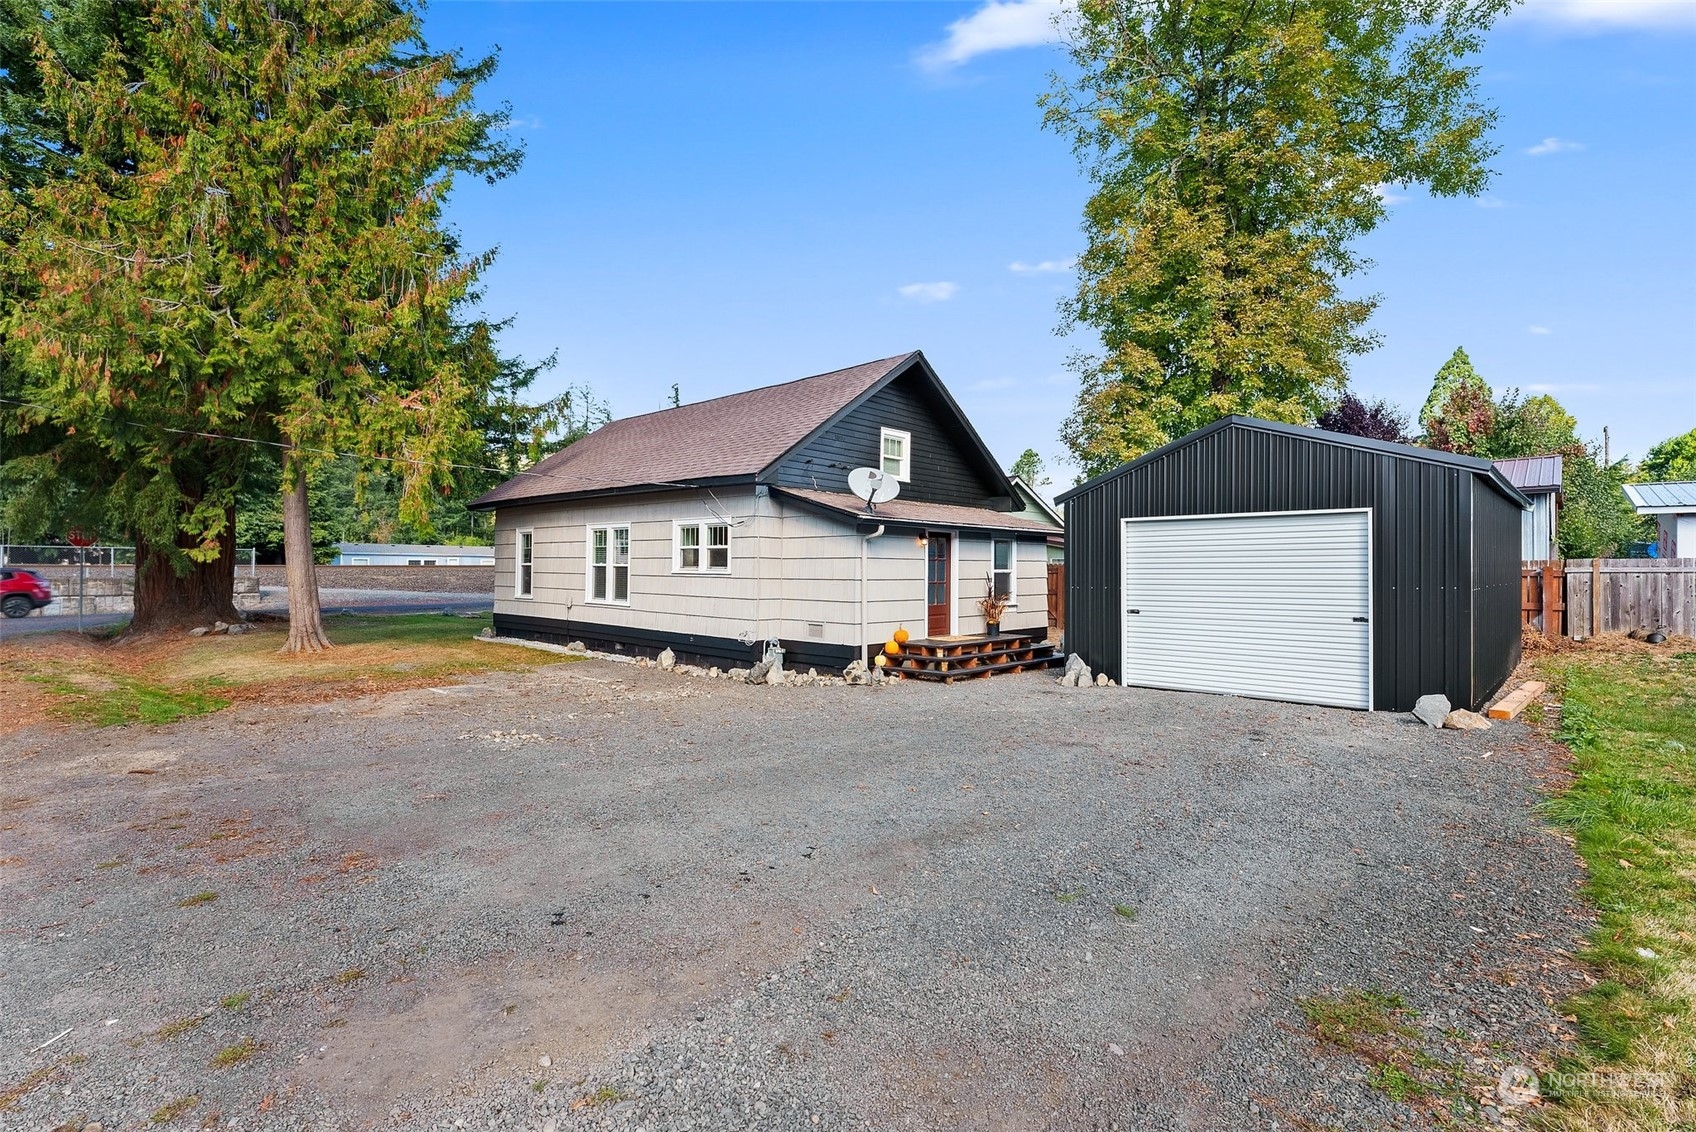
[280,451,333,653]
[129,509,240,633]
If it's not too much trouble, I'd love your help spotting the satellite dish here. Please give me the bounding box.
[847,466,900,510]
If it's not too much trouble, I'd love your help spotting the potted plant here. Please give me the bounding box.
[979,575,1010,637]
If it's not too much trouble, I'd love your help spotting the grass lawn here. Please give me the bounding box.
[0,613,574,732]
[1533,641,1696,1130]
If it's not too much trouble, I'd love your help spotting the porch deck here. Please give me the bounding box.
[884,631,1062,683]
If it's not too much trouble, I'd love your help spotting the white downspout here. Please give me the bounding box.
[859,524,886,665]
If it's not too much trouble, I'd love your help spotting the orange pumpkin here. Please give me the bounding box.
[883,638,900,656]
[892,626,910,645]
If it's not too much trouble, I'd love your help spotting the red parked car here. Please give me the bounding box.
[0,569,54,618]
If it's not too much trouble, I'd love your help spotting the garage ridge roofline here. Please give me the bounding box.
[1054,416,1533,510]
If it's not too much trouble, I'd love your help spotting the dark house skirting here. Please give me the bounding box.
[492,611,857,673]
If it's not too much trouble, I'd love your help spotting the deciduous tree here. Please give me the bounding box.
[1045,0,1509,476]
[1641,428,1696,483]
[1316,393,1409,443]
[1009,448,1048,487]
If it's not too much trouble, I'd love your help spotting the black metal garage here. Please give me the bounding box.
[1055,416,1530,712]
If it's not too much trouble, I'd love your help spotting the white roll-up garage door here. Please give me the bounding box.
[1121,510,1372,709]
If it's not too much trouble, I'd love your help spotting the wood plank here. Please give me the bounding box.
[1591,558,1600,637]
[1488,680,1547,720]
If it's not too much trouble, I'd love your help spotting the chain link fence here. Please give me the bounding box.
[1,544,258,575]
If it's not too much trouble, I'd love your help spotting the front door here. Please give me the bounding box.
[926,533,951,637]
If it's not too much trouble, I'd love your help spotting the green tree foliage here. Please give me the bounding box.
[233,348,608,560]
[1418,355,1646,556]
[1045,0,1510,476]
[1641,428,1696,483]
[6,0,519,644]
[1009,448,1048,487]
[0,2,165,600]
[1419,347,1492,449]
[1560,450,1647,560]
[1490,392,1578,461]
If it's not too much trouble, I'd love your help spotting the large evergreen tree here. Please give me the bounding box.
[0,2,222,628]
[7,0,519,648]
[1045,0,1510,476]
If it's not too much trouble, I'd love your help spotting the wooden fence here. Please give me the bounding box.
[1047,563,1065,630]
[1522,559,1696,639]
[1521,562,1566,638]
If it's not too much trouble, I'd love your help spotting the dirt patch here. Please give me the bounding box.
[0,616,569,735]
[1522,624,1696,657]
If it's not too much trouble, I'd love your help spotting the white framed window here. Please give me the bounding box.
[587,523,630,604]
[349,556,370,566]
[992,538,1015,605]
[674,520,731,573]
[880,427,911,482]
[516,529,534,598]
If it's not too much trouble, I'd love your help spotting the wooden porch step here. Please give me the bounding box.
[897,634,1046,655]
[891,641,1056,667]
[884,633,1061,683]
[894,653,1064,683]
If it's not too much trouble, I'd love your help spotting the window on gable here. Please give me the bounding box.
[992,538,1015,604]
[588,524,629,603]
[516,530,534,597]
[880,427,911,482]
[675,521,731,573]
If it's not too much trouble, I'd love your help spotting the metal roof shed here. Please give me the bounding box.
[1055,416,1531,712]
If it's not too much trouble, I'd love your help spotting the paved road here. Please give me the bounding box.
[0,659,1590,1130]
[0,588,493,638]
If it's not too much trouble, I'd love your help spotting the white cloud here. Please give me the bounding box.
[971,376,1017,391]
[918,0,1075,70]
[1514,0,1696,31]
[1008,258,1075,274]
[1528,325,1552,335]
[1370,183,1409,204]
[897,281,958,303]
[1525,136,1585,156]
[1526,382,1603,393]
[1476,197,1509,209]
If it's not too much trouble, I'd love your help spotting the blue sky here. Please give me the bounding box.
[425,0,1696,487]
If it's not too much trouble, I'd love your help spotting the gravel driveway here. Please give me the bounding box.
[1,652,1590,1130]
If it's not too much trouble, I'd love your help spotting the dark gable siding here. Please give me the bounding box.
[769,371,1007,507]
[1065,422,1510,711]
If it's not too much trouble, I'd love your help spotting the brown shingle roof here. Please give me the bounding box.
[774,488,1058,535]
[471,353,917,508]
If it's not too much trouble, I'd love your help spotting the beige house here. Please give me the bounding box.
[470,352,1056,670]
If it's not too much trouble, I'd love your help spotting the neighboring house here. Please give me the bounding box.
[330,543,495,567]
[1624,482,1696,558]
[1010,476,1065,563]
[1057,416,1528,712]
[1493,454,1562,561]
[468,352,1055,670]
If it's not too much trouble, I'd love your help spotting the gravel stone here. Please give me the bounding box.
[0,661,1589,1130]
